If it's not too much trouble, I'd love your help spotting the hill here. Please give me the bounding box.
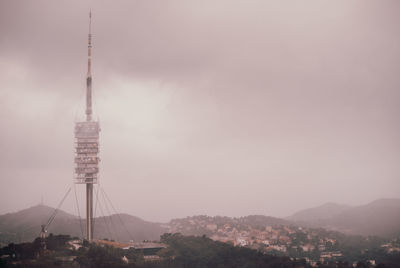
[0,205,77,245]
[287,202,352,222]
[0,205,167,246]
[2,198,400,246]
[90,213,167,242]
[327,198,400,237]
[289,199,400,238]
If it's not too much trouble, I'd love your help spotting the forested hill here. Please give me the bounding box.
[2,198,400,246]
[0,205,167,246]
[0,205,77,245]
[287,203,352,222]
[288,198,400,238]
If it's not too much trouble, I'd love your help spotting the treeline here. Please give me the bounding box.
[153,233,308,268]
[1,233,399,268]
[0,233,310,268]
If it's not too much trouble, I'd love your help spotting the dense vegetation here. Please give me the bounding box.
[1,233,400,268]
[155,233,307,268]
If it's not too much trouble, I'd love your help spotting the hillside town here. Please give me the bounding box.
[168,215,398,266]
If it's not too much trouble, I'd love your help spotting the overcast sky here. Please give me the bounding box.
[0,0,399,222]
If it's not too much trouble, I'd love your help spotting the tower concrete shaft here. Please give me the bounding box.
[86,183,93,240]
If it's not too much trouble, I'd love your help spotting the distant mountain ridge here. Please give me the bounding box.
[0,205,167,246]
[288,198,400,238]
[0,204,78,245]
[1,199,400,245]
[287,202,352,222]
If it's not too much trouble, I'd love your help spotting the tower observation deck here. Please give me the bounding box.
[74,11,100,241]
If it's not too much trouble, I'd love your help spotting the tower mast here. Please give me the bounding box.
[75,11,100,242]
[85,10,93,241]
[86,10,92,121]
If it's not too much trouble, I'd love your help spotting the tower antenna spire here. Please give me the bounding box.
[86,10,93,121]
[75,10,100,242]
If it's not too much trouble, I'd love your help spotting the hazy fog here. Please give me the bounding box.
[0,0,399,222]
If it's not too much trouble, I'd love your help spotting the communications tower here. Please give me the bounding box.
[74,11,100,241]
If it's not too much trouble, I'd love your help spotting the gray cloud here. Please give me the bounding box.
[0,0,399,222]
